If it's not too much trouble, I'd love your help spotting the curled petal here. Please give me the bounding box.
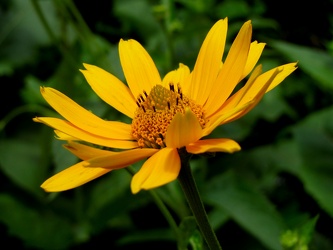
[207,62,297,128]
[222,64,263,110]
[186,138,241,154]
[223,67,281,123]
[222,63,297,123]
[203,101,254,137]
[131,148,180,194]
[165,108,203,148]
[54,130,79,141]
[266,62,298,92]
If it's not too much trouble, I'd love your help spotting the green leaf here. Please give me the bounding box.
[1,0,59,66]
[20,76,46,105]
[177,0,214,13]
[114,0,161,37]
[189,229,204,250]
[270,40,333,90]
[86,166,151,233]
[178,216,203,249]
[204,171,286,250]
[208,207,229,230]
[280,215,319,250]
[0,138,48,198]
[265,107,333,219]
[0,194,74,249]
[216,0,250,19]
[116,228,174,246]
[51,139,78,174]
[299,215,319,246]
[291,107,333,218]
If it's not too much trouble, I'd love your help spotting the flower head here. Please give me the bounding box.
[34,18,297,194]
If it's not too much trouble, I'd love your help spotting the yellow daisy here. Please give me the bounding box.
[34,18,297,194]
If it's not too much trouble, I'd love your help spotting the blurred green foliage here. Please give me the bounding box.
[1,0,333,249]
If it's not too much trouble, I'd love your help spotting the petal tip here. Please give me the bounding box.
[40,181,57,192]
[130,180,141,194]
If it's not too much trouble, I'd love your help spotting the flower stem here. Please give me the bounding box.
[177,150,222,250]
[31,0,78,68]
[148,189,181,240]
[126,166,181,244]
[65,0,92,37]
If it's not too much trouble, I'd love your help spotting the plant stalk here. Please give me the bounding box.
[177,149,222,250]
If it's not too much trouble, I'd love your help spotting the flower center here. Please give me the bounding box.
[131,83,207,148]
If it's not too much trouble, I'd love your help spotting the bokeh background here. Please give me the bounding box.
[1,0,333,249]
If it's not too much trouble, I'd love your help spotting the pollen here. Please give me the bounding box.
[131,83,207,148]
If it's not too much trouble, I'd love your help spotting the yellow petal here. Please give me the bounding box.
[221,65,263,110]
[165,108,203,148]
[54,130,79,141]
[119,39,161,98]
[40,87,132,140]
[241,41,266,79]
[205,20,252,118]
[162,63,190,90]
[34,117,138,149]
[131,147,180,194]
[208,62,297,126]
[189,18,228,104]
[186,138,241,154]
[225,63,297,112]
[80,63,137,118]
[88,148,158,168]
[64,141,117,160]
[202,101,254,137]
[223,67,281,124]
[41,148,157,192]
[266,62,298,92]
[41,162,112,192]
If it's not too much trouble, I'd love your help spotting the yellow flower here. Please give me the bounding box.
[34,18,297,194]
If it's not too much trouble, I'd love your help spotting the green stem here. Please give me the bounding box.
[31,0,78,68]
[126,166,181,244]
[162,0,175,69]
[177,150,222,250]
[149,189,181,239]
[0,104,57,133]
[65,0,92,37]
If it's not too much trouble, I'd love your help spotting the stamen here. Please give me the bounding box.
[177,83,183,100]
[131,84,207,149]
[169,83,175,92]
[177,83,182,94]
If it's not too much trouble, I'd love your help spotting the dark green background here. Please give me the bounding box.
[1,0,333,249]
